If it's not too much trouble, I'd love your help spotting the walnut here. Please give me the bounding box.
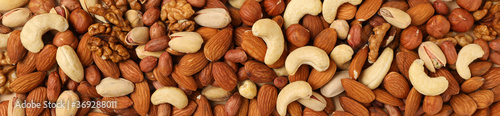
[128,0,142,10]
[429,37,458,46]
[88,23,112,36]
[168,19,195,34]
[473,25,497,41]
[160,0,195,24]
[368,23,391,63]
[454,33,474,47]
[0,65,15,94]
[0,52,12,65]
[88,4,131,30]
[111,27,133,49]
[87,36,130,62]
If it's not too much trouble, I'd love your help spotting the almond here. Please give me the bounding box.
[431,68,460,95]
[76,81,102,98]
[204,28,233,61]
[492,85,500,102]
[16,52,37,76]
[7,30,26,64]
[337,3,357,20]
[241,30,266,62]
[468,90,494,109]
[198,62,214,86]
[172,65,198,91]
[76,33,93,67]
[224,49,248,63]
[47,72,61,103]
[193,94,213,116]
[248,99,262,116]
[157,52,173,77]
[92,53,120,78]
[314,28,337,53]
[383,72,410,99]
[139,56,158,72]
[308,59,337,90]
[355,0,383,22]
[369,107,388,116]
[373,89,404,106]
[26,87,47,116]
[228,7,242,27]
[303,108,327,116]
[407,0,430,8]
[9,72,45,93]
[481,67,500,89]
[450,93,477,116]
[349,45,368,80]
[119,59,144,83]
[473,108,490,116]
[381,1,409,11]
[158,104,172,116]
[257,84,278,116]
[212,62,238,91]
[396,50,419,79]
[225,92,243,116]
[405,88,422,116]
[286,101,302,116]
[237,98,249,116]
[423,95,443,115]
[339,96,369,116]
[406,3,435,26]
[214,104,228,116]
[102,96,133,110]
[470,61,493,76]
[173,101,197,115]
[244,60,276,83]
[289,65,309,82]
[239,0,262,26]
[461,77,484,93]
[491,102,500,115]
[154,68,177,87]
[76,96,91,116]
[130,81,150,115]
[144,37,169,52]
[341,78,375,104]
[332,111,354,116]
[302,15,323,39]
[178,51,209,76]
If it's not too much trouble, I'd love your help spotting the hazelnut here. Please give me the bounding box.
[60,0,81,11]
[150,22,167,40]
[29,0,56,15]
[224,49,248,63]
[400,26,423,50]
[456,0,481,11]
[433,0,449,15]
[187,0,206,8]
[286,24,310,47]
[347,23,363,49]
[263,0,285,16]
[69,9,93,34]
[142,7,161,26]
[426,15,450,38]
[53,30,79,49]
[239,0,263,26]
[448,8,474,33]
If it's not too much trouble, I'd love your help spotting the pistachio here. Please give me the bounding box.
[2,8,31,27]
[125,10,144,28]
[418,42,447,73]
[126,27,150,45]
[379,7,411,29]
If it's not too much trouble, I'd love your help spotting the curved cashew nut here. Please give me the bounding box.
[330,20,350,40]
[283,0,322,28]
[276,81,313,116]
[20,14,69,53]
[298,92,327,111]
[330,44,354,67]
[418,41,447,73]
[359,48,394,89]
[252,19,285,65]
[151,87,189,109]
[456,44,484,80]
[0,0,28,12]
[323,0,363,23]
[238,80,257,99]
[409,59,449,96]
[56,45,84,83]
[168,32,204,53]
[320,71,350,97]
[285,46,330,75]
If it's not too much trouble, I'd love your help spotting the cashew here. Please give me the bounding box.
[56,90,79,116]
[418,42,447,73]
[379,7,411,29]
[238,79,257,99]
[283,0,322,28]
[298,92,327,111]
[409,59,449,96]
[273,66,289,77]
[285,46,330,75]
[202,85,233,102]
[320,71,350,98]
[56,45,84,83]
[252,19,285,65]
[125,10,144,28]
[0,32,11,51]
[168,32,203,53]
[276,81,313,116]
[2,8,32,28]
[151,87,189,109]
[456,44,484,80]
[330,44,354,67]
[135,45,165,59]
[330,20,350,40]
[20,14,69,53]
[332,93,345,111]
[96,77,135,97]
[0,0,28,12]
[8,96,25,116]
[125,27,150,45]
[323,0,363,23]
[194,8,232,28]
[359,48,394,89]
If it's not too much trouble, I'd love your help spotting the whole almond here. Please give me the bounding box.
[332,111,354,116]
[193,94,213,116]
[131,81,150,115]
[178,51,209,76]
[302,15,323,39]
[142,7,160,26]
[76,33,93,67]
[469,61,492,77]
[468,90,494,109]
[157,52,173,77]
[241,31,266,62]
[439,41,457,65]
[212,62,238,91]
[7,30,26,64]
[382,1,409,11]
[225,92,243,116]
[140,56,158,72]
[248,99,262,116]
[76,96,91,116]
[26,87,47,116]
[303,108,327,116]
[383,72,410,99]
[239,0,262,26]
[172,65,198,91]
[10,72,45,93]
[349,45,368,80]
[204,28,233,61]
[224,49,248,63]
[431,68,460,95]
[355,0,383,21]
[473,108,490,116]
[423,95,443,115]
[457,0,481,11]
[119,59,144,83]
[450,93,477,115]
[493,85,500,102]
[481,67,500,89]
[92,54,120,78]
[373,89,404,106]
[314,28,337,53]
[289,65,309,82]
[257,84,278,116]
[244,60,276,83]
[85,65,101,86]
[154,68,177,86]
[341,78,375,103]
[339,96,369,116]
[16,52,37,76]
[173,101,197,115]
[46,72,61,103]
[157,103,172,116]
[102,96,134,110]
[405,88,422,116]
[396,50,419,79]
[197,27,220,42]
[308,60,337,90]
[406,3,435,26]
[337,3,357,20]
[228,7,242,27]
[205,0,228,10]
[407,0,430,8]
[474,39,490,61]
[76,81,102,98]
[213,104,227,116]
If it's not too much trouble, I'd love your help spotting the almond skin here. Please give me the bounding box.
[212,62,238,91]
[383,72,410,99]
[16,52,37,76]
[355,0,383,22]
[172,65,198,91]
[26,87,47,116]
[314,28,337,53]
[157,52,173,77]
[193,94,213,116]
[225,92,243,116]
[119,59,144,83]
[76,33,93,67]
[469,61,492,77]
[241,30,266,62]
[481,67,500,89]
[178,51,209,76]
[423,95,443,115]
[308,60,337,90]
[289,65,309,82]
[450,93,477,116]
[349,45,368,80]
[341,78,375,104]
[102,96,134,110]
[130,81,150,115]
[430,68,460,95]
[244,60,277,83]
[46,72,61,103]
[405,88,422,116]
[204,28,233,61]
[85,65,101,86]
[7,30,26,64]
[339,96,369,116]
[239,0,262,26]
[406,3,435,26]
[373,89,404,106]
[257,84,278,116]
[92,53,120,78]
[468,90,494,109]
[9,72,46,93]
[140,56,158,72]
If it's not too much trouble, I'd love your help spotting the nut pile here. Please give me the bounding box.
[0,0,500,115]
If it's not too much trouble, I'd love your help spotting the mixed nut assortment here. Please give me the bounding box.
[0,0,500,115]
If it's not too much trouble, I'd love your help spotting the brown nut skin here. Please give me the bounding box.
[400,26,423,50]
[263,0,285,16]
[490,39,500,52]
[240,0,263,26]
[224,49,248,63]
[457,0,482,12]
[187,0,206,8]
[426,15,450,38]
[143,7,161,26]
[274,76,288,89]
[369,15,387,27]
[150,22,167,40]
[449,8,474,33]
[440,41,458,65]
[60,0,81,11]
[381,1,409,11]
[69,9,93,34]
[144,0,162,10]
[474,39,490,61]
[85,65,101,86]
[140,56,158,72]
[433,0,449,15]
[286,24,310,47]
[53,30,79,49]
[145,36,170,52]
[29,0,56,15]
[490,51,500,65]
